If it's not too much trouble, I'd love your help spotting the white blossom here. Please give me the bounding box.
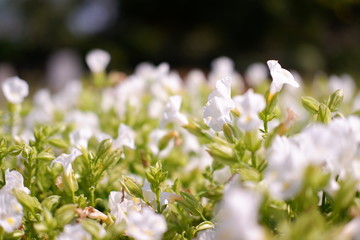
[1,169,30,194]
[159,95,188,128]
[85,49,110,73]
[203,77,235,131]
[2,76,29,104]
[108,191,142,223]
[126,207,167,240]
[51,148,82,175]
[69,128,93,149]
[215,185,264,240]
[113,123,136,149]
[267,60,299,94]
[0,190,23,233]
[57,223,91,240]
[245,62,268,87]
[233,89,265,132]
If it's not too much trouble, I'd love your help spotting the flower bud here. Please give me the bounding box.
[317,103,331,124]
[120,176,144,199]
[301,96,320,114]
[327,89,344,112]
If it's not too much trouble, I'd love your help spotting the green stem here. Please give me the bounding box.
[90,186,95,206]
[251,151,257,168]
[0,227,4,240]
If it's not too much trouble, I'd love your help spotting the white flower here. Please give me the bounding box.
[267,60,299,94]
[50,148,82,176]
[339,217,360,240]
[85,49,110,73]
[57,223,91,240]
[195,229,216,240]
[159,95,188,128]
[2,169,30,194]
[69,128,93,149]
[148,129,174,158]
[329,74,355,103]
[142,180,180,206]
[209,57,244,93]
[108,191,142,223]
[113,123,136,149]
[263,136,306,200]
[245,63,268,87]
[233,89,265,132]
[126,208,167,240]
[203,77,235,131]
[213,166,232,184]
[215,185,264,240]
[0,190,23,233]
[2,76,29,104]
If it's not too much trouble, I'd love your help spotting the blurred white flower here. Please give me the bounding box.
[57,223,91,240]
[215,185,264,240]
[69,128,93,149]
[113,123,136,149]
[213,166,232,184]
[233,89,265,132]
[51,148,82,176]
[209,57,244,93]
[203,77,235,131]
[195,229,216,240]
[2,169,30,194]
[126,207,167,240]
[2,76,29,104]
[267,60,299,94]
[85,49,110,73]
[148,129,174,158]
[245,62,268,87]
[329,74,355,103]
[0,190,23,233]
[108,191,142,223]
[339,217,360,240]
[159,95,188,128]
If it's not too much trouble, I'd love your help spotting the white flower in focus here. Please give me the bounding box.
[159,95,188,128]
[215,185,264,240]
[2,76,29,104]
[51,148,82,176]
[2,169,30,194]
[0,191,23,233]
[267,60,299,94]
[113,123,136,149]
[126,208,167,240]
[85,49,110,73]
[57,223,91,240]
[203,78,235,131]
[233,89,265,132]
[108,191,141,223]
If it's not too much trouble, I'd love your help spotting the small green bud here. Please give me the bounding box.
[41,195,61,211]
[120,176,144,199]
[48,138,68,149]
[8,146,22,156]
[177,191,205,219]
[301,96,320,114]
[194,221,214,234]
[96,139,112,159]
[223,123,236,143]
[36,151,55,161]
[207,143,236,165]
[317,104,331,124]
[55,204,77,226]
[13,189,42,213]
[62,171,79,194]
[327,89,344,112]
[81,219,106,239]
[244,131,262,152]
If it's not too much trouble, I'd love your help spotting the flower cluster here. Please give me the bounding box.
[1,50,360,240]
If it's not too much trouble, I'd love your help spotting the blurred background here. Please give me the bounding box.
[0,0,360,87]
